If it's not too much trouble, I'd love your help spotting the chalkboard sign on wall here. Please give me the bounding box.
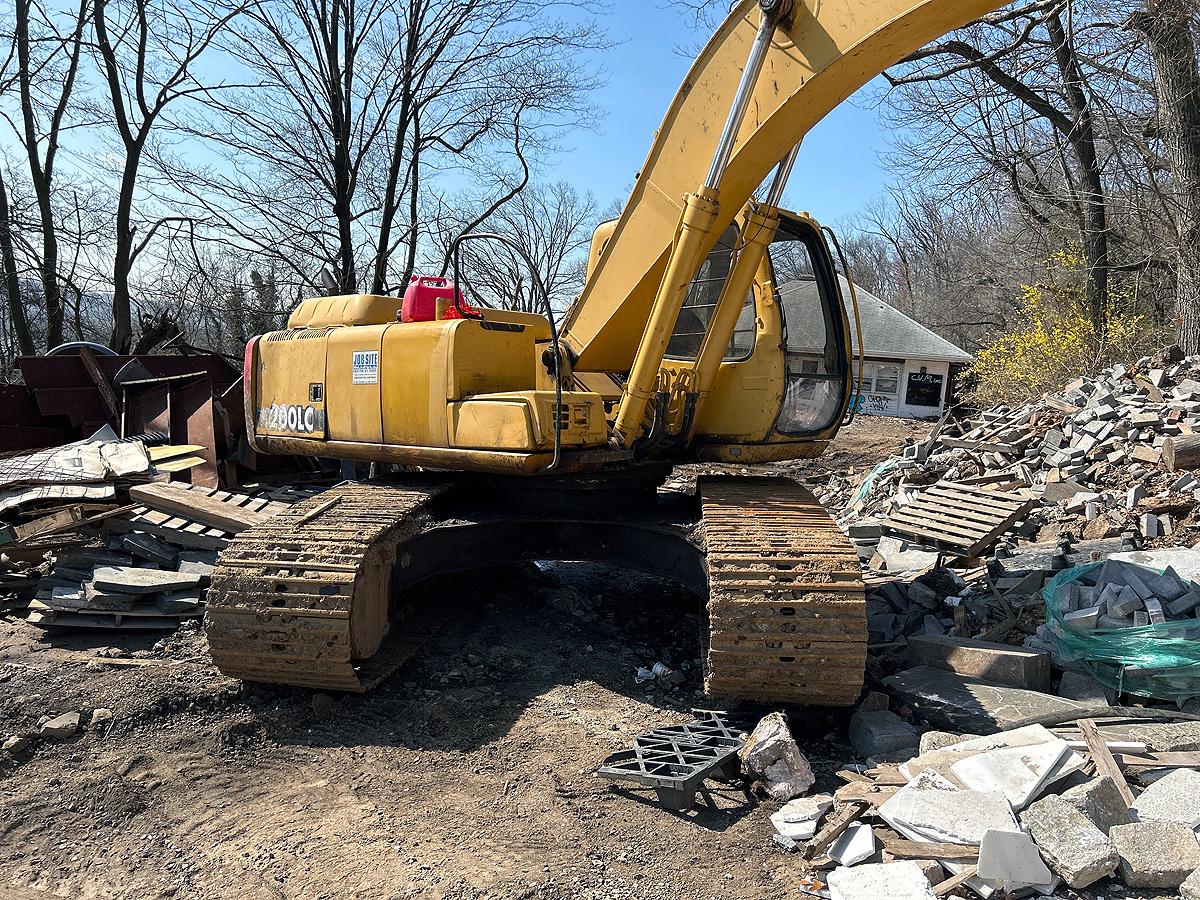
[906,371,943,407]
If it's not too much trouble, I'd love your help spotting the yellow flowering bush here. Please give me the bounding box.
[963,270,1157,407]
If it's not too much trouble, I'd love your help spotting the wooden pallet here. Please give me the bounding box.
[27,599,202,630]
[880,481,1033,557]
[105,484,295,551]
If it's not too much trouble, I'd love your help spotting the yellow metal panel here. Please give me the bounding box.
[450,400,537,451]
[562,0,1005,372]
[380,321,447,446]
[254,331,328,439]
[451,391,608,451]
[445,321,534,401]
[325,326,386,442]
[289,294,402,329]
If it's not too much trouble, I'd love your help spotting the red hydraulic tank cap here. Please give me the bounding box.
[400,275,477,322]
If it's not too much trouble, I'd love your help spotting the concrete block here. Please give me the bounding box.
[1020,794,1119,888]
[1098,614,1133,628]
[1141,513,1161,538]
[1058,671,1110,704]
[1144,597,1166,624]
[826,861,935,900]
[828,822,877,867]
[1130,768,1200,827]
[1169,588,1200,617]
[1065,777,1128,830]
[849,710,919,758]
[1181,867,1200,900]
[1109,586,1144,617]
[1110,821,1200,889]
[977,828,1055,891]
[1134,610,1150,626]
[950,737,1072,810]
[905,634,1050,691]
[1064,605,1102,629]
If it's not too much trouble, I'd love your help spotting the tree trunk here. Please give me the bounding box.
[1047,13,1110,337]
[1131,0,1200,354]
[0,175,35,356]
[108,154,140,353]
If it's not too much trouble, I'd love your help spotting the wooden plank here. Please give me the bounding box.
[876,833,979,861]
[802,801,867,860]
[934,866,978,897]
[1078,718,1135,807]
[893,501,1002,533]
[1116,752,1200,768]
[148,444,205,461]
[78,347,119,417]
[128,482,268,532]
[924,485,1026,514]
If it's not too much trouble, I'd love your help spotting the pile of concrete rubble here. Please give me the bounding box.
[774,702,1200,899]
[831,348,1200,553]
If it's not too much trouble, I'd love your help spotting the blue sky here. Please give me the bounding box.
[551,0,896,222]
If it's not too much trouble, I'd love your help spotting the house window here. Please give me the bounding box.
[875,364,899,394]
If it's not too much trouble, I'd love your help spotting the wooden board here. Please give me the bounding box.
[881,480,1033,556]
[129,482,272,532]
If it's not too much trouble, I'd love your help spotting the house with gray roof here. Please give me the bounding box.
[779,276,973,419]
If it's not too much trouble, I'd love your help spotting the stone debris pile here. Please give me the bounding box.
[775,705,1200,899]
[829,350,1200,562]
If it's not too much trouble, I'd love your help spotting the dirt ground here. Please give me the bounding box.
[0,416,930,900]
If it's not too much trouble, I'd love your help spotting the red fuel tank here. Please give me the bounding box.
[400,276,477,322]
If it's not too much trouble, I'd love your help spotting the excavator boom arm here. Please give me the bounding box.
[560,0,1005,374]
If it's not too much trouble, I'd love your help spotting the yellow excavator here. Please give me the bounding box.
[205,0,1003,703]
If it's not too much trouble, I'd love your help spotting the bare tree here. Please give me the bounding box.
[0,0,88,350]
[1129,0,1200,352]
[90,0,248,352]
[163,0,604,301]
[431,180,599,313]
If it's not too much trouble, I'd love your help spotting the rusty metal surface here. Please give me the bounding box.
[206,481,449,690]
[206,473,867,705]
[700,475,867,706]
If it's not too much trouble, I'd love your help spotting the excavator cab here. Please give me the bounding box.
[657,206,859,463]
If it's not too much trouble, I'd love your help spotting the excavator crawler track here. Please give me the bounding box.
[205,474,866,704]
[206,481,448,691]
[699,476,866,705]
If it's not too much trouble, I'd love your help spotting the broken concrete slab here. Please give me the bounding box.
[91,566,203,595]
[769,793,834,841]
[879,778,1020,845]
[828,821,877,867]
[918,731,963,754]
[1110,821,1200,889]
[120,531,177,567]
[900,724,1080,784]
[905,634,1050,691]
[1181,868,1200,900]
[1057,671,1111,704]
[882,666,1089,733]
[1060,776,1133,832]
[849,710,920,759]
[826,861,936,900]
[950,737,1072,810]
[1109,547,1200,584]
[1130,768,1200,827]
[977,828,1055,892]
[1020,794,1119,888]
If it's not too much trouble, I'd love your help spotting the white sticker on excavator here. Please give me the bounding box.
[352,350,379,384]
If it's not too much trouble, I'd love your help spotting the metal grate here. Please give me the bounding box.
[597,709,748,810]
